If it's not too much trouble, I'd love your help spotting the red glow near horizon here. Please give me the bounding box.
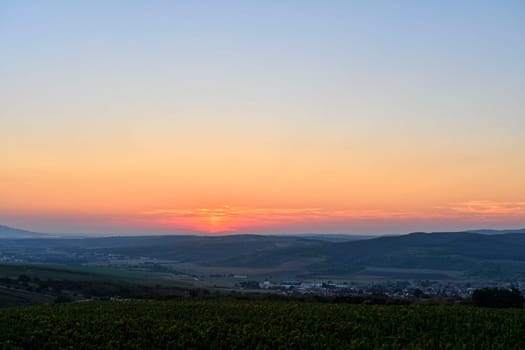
[2,201,524,235]
[130,201,525,234]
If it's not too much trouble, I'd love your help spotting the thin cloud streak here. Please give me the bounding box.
[448,200,525,216]
[137,201,525,233]
[3,201,523,235]
[137,207,415,233]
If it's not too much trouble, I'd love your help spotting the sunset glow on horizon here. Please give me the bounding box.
[1,1,524,235]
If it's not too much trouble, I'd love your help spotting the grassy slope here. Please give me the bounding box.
[0,263,200,308]
[0,263,191,286]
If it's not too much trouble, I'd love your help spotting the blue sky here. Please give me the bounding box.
[1,1,524,234]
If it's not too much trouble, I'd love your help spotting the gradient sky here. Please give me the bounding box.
[1,1,524,235]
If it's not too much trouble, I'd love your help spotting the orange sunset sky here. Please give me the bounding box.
[1,1,524,234]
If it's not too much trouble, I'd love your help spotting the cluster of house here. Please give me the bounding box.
[242,279,525,299]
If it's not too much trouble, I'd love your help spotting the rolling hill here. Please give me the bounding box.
[1,226,525,280]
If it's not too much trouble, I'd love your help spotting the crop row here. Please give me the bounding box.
[0,299,524,349]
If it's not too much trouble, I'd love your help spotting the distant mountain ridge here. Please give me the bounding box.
[0,225,52,239]
[466,228,525,235]
[1,224,524,239]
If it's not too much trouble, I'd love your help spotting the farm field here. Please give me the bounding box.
[0,299,524,349]
[0,263,177,285]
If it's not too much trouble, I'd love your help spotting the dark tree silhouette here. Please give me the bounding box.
[472,288,524,308]
[413,288,423,299]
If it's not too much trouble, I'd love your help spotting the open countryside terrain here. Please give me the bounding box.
[0,299,524,349]
[1,226,525,281]
[0,263,204,308]
[1,226,525,308]
[1,229,524,347]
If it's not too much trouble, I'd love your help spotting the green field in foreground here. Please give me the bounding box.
[0,300,524,349]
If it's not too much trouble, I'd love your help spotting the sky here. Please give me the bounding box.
[1,1,524,235]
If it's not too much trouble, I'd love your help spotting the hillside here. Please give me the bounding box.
[312,232,525,279]
[177,231,525,280]
[1,227,525,280]
[467,228,525,235]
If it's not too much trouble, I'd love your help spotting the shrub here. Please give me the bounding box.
[472,288,524,308]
